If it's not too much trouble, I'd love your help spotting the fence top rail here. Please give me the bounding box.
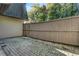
[25,16,79,25]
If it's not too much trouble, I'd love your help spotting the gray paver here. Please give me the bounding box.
[0,37,79,56]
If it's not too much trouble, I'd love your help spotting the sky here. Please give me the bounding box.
[26,3,47,12]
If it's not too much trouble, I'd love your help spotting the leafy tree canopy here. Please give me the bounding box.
[27,3,79,22]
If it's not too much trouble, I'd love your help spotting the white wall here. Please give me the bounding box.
[0,15,23,39]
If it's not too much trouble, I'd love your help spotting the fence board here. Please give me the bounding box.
[24,16,79,46]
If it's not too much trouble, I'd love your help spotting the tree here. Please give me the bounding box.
[27,3,79,22]
[28,4,47,22]
[60,3,78,18]
[47,3,62,20]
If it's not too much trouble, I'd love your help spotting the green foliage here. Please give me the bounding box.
[27,3,79,22]
[47,3,62,20]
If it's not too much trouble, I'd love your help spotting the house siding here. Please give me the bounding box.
[0,15,23,39]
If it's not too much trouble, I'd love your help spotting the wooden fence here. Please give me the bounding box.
[23,16,79,46]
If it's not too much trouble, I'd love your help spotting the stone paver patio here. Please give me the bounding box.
[0,37,79,56]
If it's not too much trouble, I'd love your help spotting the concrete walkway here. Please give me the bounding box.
[0,37,79,56]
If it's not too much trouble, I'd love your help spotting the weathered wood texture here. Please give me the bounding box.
[0,4,10,14]
[0,3,27,19]
[24,16,79,46]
